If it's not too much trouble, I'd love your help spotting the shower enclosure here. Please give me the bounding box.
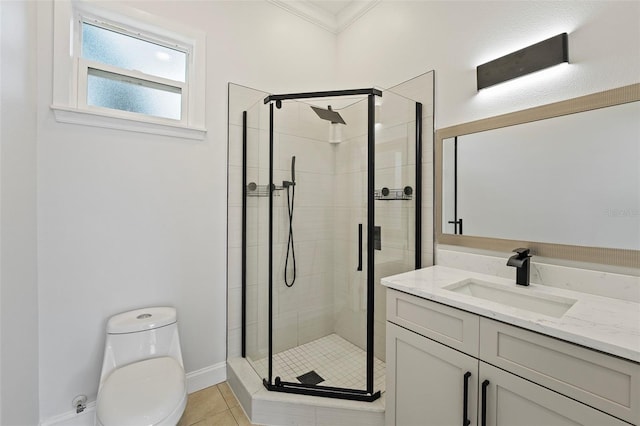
[228,72,434,402]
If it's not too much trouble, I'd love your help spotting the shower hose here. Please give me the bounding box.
[284,182,296,287]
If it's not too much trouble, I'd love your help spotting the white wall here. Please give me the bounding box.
[1,1,40,424]
[337,1,640,128]
[4,0,639,423]
[36,0,337,421]
[337,0,640,277]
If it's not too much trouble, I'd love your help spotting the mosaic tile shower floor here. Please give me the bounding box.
[248,333,385,392]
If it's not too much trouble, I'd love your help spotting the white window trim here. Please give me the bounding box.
[51,0,206,140]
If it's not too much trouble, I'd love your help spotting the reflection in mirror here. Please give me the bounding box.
[442,101,639,249]
[442,138,459,234]
[436,83,640,267]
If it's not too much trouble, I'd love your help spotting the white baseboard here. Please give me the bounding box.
[40,361,227,426]
[186,360,227,393]
[40,402,96,426]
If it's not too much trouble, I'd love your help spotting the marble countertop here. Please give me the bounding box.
[381,265,640,363]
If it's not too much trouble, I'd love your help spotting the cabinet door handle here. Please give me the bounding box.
[462,371,472,426]
[481,379,490,426]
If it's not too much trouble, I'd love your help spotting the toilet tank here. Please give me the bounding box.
[99,307,184,385]
[107,306,177,334]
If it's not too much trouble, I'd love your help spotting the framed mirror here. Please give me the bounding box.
[435,83,639,268]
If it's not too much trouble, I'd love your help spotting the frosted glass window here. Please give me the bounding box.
[87,68,181,120]
[82,23,186,82]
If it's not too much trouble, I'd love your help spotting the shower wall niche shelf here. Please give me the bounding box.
[374,186,413,201]
[246,183,282,197]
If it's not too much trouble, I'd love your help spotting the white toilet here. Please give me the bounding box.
[96,307,187,426]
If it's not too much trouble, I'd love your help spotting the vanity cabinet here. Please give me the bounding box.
[386,322,478,426]
[386,288,638,426]
[479,362,627,426]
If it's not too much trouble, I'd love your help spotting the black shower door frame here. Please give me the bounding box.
[241,88,423,402]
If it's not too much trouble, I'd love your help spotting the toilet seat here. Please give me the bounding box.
[96,357,187,426]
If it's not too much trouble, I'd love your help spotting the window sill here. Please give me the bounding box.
[51,105,207,140]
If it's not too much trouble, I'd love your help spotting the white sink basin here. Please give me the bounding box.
[443,279,577,318]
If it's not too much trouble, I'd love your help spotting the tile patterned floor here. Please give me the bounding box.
[178,382,258,426]
[179,335,385,425]
[249,333,386,392]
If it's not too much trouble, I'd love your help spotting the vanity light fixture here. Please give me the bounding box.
[477,33,568,90]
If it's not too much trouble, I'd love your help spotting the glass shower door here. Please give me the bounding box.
[269,97,340,387]
[265,91,381,401]
[372,89,424,379]
[231,83,271,380]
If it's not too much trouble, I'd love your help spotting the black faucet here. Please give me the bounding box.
[507,248,532,286]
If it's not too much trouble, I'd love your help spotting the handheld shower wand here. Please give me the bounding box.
[284,156,297,287]
[282,156,296,187]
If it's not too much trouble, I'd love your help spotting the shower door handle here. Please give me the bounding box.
[357,224,363,271]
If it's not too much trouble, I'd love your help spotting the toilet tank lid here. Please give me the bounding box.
[107,307,177,334]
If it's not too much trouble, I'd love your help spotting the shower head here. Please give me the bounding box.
[310,105,346,125]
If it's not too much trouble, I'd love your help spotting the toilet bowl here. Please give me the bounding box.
[96,307,187,426]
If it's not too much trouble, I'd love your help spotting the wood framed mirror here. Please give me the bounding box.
[435,83,639,268]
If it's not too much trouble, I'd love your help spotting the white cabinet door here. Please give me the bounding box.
[386,322,478,426]
[479,318,639,424]
[479,362,628,426]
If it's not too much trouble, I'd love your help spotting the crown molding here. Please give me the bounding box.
[267,0,380,34]
[335,0,380,33]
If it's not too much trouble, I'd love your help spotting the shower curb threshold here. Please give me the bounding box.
[227,357,385,426]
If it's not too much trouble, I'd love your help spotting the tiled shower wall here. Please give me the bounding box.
[228,72,435,366]
[228,85,339,360]
[270,101,338,355]
[332,74,436,361]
